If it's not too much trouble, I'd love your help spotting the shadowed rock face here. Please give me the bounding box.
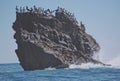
[13,7,101,71]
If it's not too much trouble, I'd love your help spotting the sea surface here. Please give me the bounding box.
[0,63,120,81]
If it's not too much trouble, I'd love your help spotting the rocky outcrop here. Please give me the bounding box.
[13,6,102,71]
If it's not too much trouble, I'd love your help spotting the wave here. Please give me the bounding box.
[69,55,120,69]
[107,55,120,68]
[45,67,56,70]
[69,63,105,69]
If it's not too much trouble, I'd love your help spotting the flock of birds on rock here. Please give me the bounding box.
[16,6,78,24]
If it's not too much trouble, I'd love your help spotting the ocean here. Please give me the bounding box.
[0,63,120,81]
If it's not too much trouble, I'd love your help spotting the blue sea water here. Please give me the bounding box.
[0,63,120,81]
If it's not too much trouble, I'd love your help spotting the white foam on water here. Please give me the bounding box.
[45,67,56,70]
[69,63,104,69]
[69,54,120,69]
[107,55,120,68]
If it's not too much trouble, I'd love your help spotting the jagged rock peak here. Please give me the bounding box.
[13,6,101,71]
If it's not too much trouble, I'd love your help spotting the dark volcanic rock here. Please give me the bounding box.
[13,6,102,70]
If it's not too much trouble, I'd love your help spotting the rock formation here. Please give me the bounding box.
[13,6,103,71]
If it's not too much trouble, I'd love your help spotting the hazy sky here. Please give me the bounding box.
[0,0,120,63]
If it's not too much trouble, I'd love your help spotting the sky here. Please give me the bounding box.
[0,0,120,64]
